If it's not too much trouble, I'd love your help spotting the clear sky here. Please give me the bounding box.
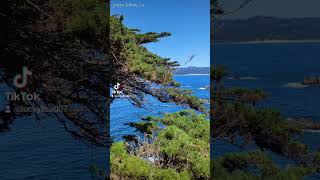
[111,0,210,67]
[220,0,320,19]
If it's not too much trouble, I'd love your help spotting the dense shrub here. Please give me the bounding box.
[111,110,210,179]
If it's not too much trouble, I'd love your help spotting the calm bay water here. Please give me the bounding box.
[212,42,320,179]
[0,85,107,179]
[213,42,320,120]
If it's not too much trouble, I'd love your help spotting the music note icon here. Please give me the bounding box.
[13,66,32,89]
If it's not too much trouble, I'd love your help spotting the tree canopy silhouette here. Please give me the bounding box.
[211,1,320,178]
[0,0,205,147]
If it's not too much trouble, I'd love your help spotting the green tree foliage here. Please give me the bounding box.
[212,151,312,180]
[110,15,205,112]
[1,0,205,141]
[1,0,111,145]
[111,110,209,179]
[225,88,266,105]
[49,0,108,37]
[211,66,320,179]
[2,1,208,179]
[108,17,208,179]
[211,2,320,177]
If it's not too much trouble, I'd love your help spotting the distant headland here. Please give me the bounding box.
[212,16,320,43]
[174,67,210,75]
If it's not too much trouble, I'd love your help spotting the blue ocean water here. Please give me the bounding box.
[1,42,319,178]
[212,42,320,179]
[213,42,320,120]
[0,75,209,179]
[110,75,210,140]
[0,85,107,179]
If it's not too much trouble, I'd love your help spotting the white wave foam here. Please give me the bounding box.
[199,86,209,90]
[284,82,309,88]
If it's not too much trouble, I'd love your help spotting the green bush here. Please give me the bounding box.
[111,142,152,179]
[153,169,190,180]
[111,110,210,179]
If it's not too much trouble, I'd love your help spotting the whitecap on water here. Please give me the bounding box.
[284,82,309,88]
[199,86,209,90]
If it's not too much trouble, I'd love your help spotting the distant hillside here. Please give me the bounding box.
[212,16,320,42]
[174,67,210,75]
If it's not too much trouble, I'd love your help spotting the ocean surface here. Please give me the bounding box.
[0,85,107,180]
[212,42,320,179]
[110,75,210,140]
[0,75,209,179]
[1,43,319,179]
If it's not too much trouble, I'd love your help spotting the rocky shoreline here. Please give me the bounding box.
[303,76,320,85]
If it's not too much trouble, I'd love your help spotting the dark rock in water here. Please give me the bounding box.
[303,76,320,85]
[287,118,320,131]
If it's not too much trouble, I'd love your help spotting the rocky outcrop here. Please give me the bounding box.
[287,118,320,131]
[303,76,320,85]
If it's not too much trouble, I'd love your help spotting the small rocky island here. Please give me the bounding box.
[287,117,320,131]
[303,76,320,85]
